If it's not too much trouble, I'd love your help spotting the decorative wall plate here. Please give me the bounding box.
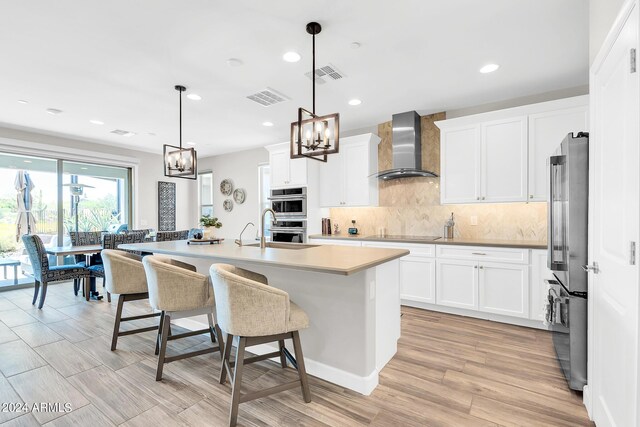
[223,199,234,212]
[220,179,233,196]
[233,188,246,204]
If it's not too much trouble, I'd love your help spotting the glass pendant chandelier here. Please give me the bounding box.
[164,85,197,179]
[290,22,339,162]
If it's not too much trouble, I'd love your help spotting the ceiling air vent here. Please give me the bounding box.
[304,64,345,84]
[110,129,136,137]
[246,87,289,107]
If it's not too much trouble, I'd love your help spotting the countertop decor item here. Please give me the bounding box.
[220,179,233,196]
[290,21,339,163]
[187,238,224,245]
[163,85,197,180]
[223,199,233,212]
[233,188,246,204]
[200,215,222,239]
[444,212,455,239]
[348,219,358,235]
[158,181,176,231]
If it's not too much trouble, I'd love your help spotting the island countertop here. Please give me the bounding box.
[119,241,409,276]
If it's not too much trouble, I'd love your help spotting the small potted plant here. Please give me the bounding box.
[200,215,222,239]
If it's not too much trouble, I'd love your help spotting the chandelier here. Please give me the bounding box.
[164,85,197,179]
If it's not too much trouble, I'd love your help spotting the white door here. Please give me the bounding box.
[528,107,589,201]
[400,256,436,304]
[478,262,529,319]
[319,151,344,207]
[269,149,289,188]
[481,116,528,202]
[590,4,639,426]
[436,259,478,310]
[440,125,480,203]
[343,142,370,206]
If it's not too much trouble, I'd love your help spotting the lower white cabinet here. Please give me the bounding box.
[311,238,362,247]
[436,259,479,310]
[478,262,529,318]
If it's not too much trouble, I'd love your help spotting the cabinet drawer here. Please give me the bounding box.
[311,239,362,247]
[362,241,435,257]
[436,245,529,264]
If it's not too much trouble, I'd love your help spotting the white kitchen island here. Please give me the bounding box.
[120,241,408,395]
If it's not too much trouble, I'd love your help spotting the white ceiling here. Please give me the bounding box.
[0,0,588,157]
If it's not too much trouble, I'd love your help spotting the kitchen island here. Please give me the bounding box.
[120,240,408,395]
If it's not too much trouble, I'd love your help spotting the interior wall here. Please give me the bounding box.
[196,147,268,240]
[590,0,627,64]
[0,125,197,231]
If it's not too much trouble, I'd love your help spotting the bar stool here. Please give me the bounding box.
[142,255,224,381]
[209,264,311,427]
[101,249,161,351]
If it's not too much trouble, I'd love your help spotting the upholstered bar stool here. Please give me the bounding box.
[101,249,161,351]
[209,264,311,427]
[142,255,224,381]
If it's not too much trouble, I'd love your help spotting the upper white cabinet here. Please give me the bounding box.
[528,106,588,201]
[318,133,380,207]
[436,95,588,204]
[266,143,308,188]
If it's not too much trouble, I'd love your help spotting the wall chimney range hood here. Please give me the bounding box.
[374,111,438,180]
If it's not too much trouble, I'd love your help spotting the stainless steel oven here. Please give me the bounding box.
[269,187,307,218]
[270,219,306,243]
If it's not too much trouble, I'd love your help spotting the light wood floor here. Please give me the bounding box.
[0,281,593,426]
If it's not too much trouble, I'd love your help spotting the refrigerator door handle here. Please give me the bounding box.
[548,155,567,271]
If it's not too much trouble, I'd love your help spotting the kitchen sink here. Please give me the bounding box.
[244,242,319,250]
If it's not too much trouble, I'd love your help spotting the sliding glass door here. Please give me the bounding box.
[0,152,132,290]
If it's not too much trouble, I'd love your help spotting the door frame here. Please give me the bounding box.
[587,0,640,419]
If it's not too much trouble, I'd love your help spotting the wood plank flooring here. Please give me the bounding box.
[0,281,593,426]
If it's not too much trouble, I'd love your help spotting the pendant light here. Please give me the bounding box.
[164,85,197,179]
[290,22,340,162]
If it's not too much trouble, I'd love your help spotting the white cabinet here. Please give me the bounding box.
[436,96,589,204]
[530,249,554,321]
[479,262,529,318]
[318,133,380,207]
[266,143,308,188]
[310,238,362,247]
[362,242,435,304]
[481,116,528,202]
[440,125,480,203]
[436,259,479,310]
[527,107,588,201]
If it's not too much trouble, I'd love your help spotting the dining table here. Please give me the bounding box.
[45,244,104,300]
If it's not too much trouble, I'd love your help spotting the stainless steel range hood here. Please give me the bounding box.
[374,111,438,180]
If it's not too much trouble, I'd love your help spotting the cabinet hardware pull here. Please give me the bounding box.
[481,196,486,200]
[529,195,534,199]
[476,197,480,200]
[479,266,484,269]
[474,265,478,269]
[472,252,486,255]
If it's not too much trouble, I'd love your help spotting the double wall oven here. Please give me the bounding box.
[268,187,307,243]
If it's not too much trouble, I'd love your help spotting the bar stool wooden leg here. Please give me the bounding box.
[220,333,234,385]
[292,331,311,403]
[229,336,247,427]
[278,339,287,368]
[207,313,216,343]
[155,311,165,355]
[156,313,171,381]
[111,295,125,351]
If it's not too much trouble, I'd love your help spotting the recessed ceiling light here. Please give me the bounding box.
[226,58,243,67]
[262,121,274,127]
[147,132,156,136]
[89,119,104,125]
[17,100,28,104]
[283,51,301,63]
[23,160,32,163]
[46,108,63,115]
[479,63,500,74]
[186,141,196,146]
[348,99,362,106]
[187,93,202,101]
[81,167,88,170]
[350,42,361,49]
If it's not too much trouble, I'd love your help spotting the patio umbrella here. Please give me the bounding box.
[15,170,36,242]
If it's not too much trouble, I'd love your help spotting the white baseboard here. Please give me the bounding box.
[173,318,379,396]
[583,385,593,420]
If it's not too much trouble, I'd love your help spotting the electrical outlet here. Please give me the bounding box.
[470,216,478,226]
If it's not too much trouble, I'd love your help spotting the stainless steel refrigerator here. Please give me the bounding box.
[547,131,589,391]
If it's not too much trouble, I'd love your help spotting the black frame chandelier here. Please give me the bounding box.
[290,22,340,162]
[164,85,197,180]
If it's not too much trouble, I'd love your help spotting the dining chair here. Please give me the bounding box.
[156,230,189,242]
[69,231,103,298]
[209,263,311,426]
[22,234,89,309]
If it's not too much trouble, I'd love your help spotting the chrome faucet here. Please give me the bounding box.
[235,222,255,246]
[260,208,277,249]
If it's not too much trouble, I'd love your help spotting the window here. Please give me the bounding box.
[258,164,271,237]
[198,171,213,217]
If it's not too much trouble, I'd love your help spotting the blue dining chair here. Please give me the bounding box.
[22,234,89,309]
[70,231,105,300]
